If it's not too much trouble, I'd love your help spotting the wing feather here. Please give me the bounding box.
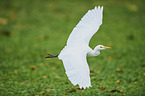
[58,46,91,89]
[67,6,103,46]
[58,6,103,89]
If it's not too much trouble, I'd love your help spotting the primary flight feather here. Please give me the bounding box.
[67,6,103,46]
[45,6,111,89]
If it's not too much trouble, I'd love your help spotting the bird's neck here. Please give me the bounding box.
[94,46,101,52]
[88,47,100,57]
[94,47,100,56]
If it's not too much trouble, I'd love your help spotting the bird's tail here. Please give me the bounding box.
[45,54,58,58]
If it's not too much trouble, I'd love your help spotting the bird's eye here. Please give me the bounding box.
[100,46,103,48]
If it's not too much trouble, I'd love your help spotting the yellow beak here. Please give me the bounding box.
[102,46,111,49]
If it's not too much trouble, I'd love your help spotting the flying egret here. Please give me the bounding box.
[45,6,111,89]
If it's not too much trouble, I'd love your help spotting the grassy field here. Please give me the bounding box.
[0,0,145,95]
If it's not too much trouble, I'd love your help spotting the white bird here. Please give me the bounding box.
[45,6,111,89]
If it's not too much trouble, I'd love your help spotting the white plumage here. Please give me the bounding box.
[58,6,109,89]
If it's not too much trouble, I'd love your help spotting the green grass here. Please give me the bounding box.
[0,0,145,95]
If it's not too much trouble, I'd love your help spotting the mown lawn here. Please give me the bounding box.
[0,0,145,95]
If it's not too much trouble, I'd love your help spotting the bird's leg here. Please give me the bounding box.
[45,54,58,58]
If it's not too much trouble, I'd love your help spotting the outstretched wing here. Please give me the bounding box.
[58,46,91,89]
[59,6,103,89]
[67,6,103,46]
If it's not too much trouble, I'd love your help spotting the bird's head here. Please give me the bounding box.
[95,45,111,51]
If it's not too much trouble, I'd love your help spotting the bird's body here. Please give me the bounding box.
[46,6,111,89]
